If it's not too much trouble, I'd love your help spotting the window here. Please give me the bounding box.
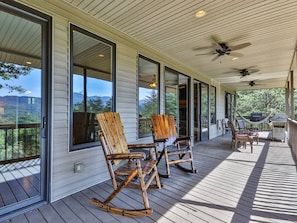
[225,92,235,121]
[164,67,190,137]
[210,86,216,124]
[70,25,115,151]
[138,55,160,137]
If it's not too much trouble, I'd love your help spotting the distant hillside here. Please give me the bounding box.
[73,92,110,105]
[0,95,41,123]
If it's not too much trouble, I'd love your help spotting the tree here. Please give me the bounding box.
[140,90,158,118]
[165,92,177,116]
[236,88,286,117]
[0,62,31,93]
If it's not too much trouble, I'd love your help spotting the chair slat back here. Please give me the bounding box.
[237,119,245,130]
[151,114,177,145]
[97,112,129,165]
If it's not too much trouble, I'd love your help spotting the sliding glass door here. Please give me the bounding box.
[164,67,189,137]
[0,2,50,216]
[194,80,209,142]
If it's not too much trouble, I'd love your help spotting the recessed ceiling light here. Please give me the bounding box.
[195,10,206,18]
[232,57,239,61]
[98,54,105,58]
[26,61,32,65]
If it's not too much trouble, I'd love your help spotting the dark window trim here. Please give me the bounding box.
[69,24,116,151]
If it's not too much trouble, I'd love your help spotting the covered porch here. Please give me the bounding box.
[3,133,297,223]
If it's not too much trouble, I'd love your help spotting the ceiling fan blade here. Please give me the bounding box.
[195,52,215,56]
[229,52,244,57]
[249,69,260,73]
[210,35,221,43]
[229,42,251,51]
[212,42,223,50]
[193,45,213,51]
[211,55,220,61]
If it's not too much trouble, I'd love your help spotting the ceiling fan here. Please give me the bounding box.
[194,35,251,61]
[231,66,259,78]
[249,81,256,87]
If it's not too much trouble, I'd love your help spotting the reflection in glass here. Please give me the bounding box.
[165,71,178,116]
[210,86,216,124]
[194,80,209,142]
[201,83,209,140]
[165,68,189,137]
[178,75,189,137]
[71,26,114,149]
[138,56,159,137]
[0,7,44,212]
[194,80,200,142]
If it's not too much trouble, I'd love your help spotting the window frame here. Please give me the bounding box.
[137,55,160,138]
[69,24,116,151]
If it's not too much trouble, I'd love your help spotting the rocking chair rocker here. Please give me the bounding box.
[151,114,196,178]
[90,112,162,217]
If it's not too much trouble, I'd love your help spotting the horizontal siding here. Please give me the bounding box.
[51,17,108,202]
[116,43,138,142]
[15,0,228,206]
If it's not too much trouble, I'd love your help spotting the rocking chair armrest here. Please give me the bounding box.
[128,143,156,150]
[174,136,191,144]
[153,138,168,143]
[106,152,145,160]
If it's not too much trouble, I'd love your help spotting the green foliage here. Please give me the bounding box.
[165,93,177,116]
[236,88,286,116]
[73,97,112,113]
[140,90,158,117]
[0,62,31,93]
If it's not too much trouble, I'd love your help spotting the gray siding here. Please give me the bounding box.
[18,0,228,202]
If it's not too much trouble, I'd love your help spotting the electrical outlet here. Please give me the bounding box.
[74,162,84,173]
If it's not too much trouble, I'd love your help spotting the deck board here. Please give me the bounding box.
[3,134,297,222]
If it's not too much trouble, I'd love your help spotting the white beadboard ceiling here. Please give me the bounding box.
[63,0,297,91]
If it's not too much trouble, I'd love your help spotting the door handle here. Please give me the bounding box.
[41,116,47,138]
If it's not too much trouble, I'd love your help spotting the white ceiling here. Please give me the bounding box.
[64,0,297,91]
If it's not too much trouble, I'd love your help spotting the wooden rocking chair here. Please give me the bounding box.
[90,112,162,217]
[151,114,196,178]
[230,121,254,153]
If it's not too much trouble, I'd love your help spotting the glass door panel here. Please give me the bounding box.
[0,3,49,216]
[194,81,200,142]
[178,75,189,137]
[165,68,189,137]
[194,80,209,142]
[201,83,209,140]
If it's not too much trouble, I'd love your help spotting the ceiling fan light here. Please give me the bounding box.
[195,10,206,18]
[149,82,157,88]
[149,75,157,88]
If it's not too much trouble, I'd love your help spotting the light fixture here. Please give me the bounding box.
[26,61,32,65]
[149,75,157,88]
[195,10,206,18]
[98,53,105,58]
[232,57,239,61]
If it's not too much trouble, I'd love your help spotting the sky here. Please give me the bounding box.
[0,68,41,97]
[0,68,152,100]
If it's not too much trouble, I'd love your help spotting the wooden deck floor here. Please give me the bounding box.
[3,134,297,223]
[0,159,40,208]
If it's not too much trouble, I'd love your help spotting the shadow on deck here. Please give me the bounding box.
[4,133,297,223]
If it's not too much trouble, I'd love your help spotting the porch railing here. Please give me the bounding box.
[237,116,271,131]
[0,123,40,164]
[287,118,297,164]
